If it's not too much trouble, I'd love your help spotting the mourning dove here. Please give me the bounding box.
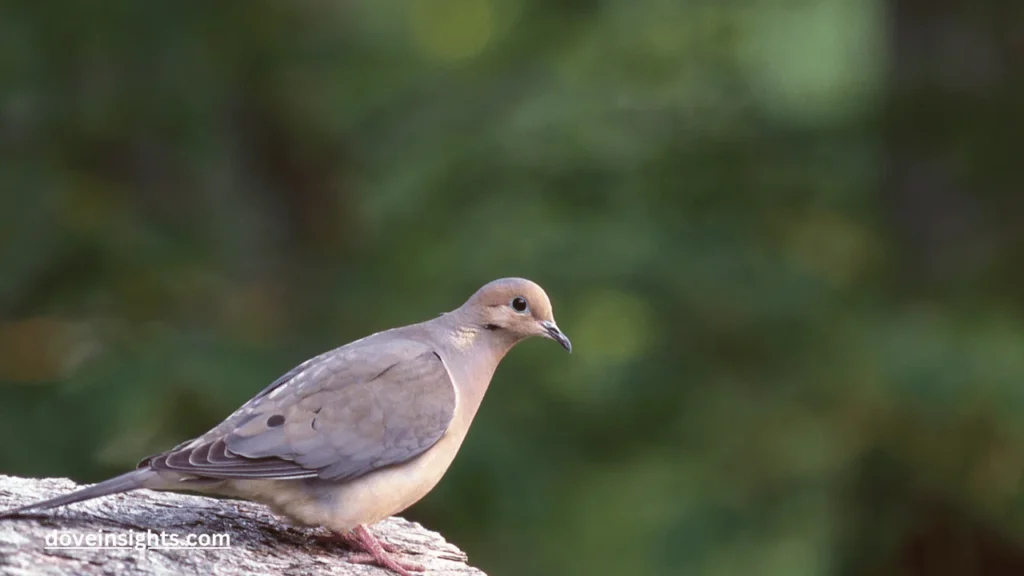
[1,277,571,575]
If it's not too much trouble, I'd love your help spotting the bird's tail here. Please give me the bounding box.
[0,470,151,518]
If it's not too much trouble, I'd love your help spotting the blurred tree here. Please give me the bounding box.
[0,1,1021,575]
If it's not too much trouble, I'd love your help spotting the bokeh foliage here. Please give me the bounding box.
[2,1,1022,575]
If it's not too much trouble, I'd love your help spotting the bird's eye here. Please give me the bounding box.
[510,297,529,313]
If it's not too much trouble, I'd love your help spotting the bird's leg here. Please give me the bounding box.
[338,525,425,576]
[317,528,401,553]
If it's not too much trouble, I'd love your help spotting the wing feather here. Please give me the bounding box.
[144,338,457,482]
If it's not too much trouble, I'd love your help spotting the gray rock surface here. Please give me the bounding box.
[0,475,484,576]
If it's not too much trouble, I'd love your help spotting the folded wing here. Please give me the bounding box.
[142,339,457,482]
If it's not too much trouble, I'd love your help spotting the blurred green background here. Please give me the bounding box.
[2,1,1022,575]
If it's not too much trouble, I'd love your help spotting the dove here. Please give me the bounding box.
[0,277,571,575]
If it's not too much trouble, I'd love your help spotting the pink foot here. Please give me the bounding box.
[377,538,403,554]
[347,551,425,575]
[316,529,402,553]
[332,525,423,576]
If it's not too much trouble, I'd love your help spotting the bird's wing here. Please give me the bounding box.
[142,338,457,482]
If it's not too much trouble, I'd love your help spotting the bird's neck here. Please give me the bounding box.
[438,321,518,418]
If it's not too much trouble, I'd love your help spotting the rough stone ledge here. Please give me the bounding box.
[0,474,484,576]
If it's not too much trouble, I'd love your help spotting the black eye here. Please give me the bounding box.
[510,297,529,313]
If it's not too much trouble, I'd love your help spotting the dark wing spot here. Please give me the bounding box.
[267,415,286,427]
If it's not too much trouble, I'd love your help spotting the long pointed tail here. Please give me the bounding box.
[0,470,150,518]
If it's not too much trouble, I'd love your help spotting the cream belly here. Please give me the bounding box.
[219,421,469,533]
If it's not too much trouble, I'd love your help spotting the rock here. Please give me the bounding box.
[0,475,484,576]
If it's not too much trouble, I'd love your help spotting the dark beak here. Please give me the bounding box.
[541,321,572,353]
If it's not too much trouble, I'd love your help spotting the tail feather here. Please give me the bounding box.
[0,471,148,518]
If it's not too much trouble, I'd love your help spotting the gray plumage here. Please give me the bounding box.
[145,340,455,482]
[0,278,571,544]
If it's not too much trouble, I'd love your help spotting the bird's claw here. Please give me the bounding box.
[324,525,423,576]
[346,552,425,575]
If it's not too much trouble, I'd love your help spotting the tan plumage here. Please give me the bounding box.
[1,277,571,575]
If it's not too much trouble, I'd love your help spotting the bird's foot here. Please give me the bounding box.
[336,525,424,576]
[346,551,426,575]
[377,538,404,554]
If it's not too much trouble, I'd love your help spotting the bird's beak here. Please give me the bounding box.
[540,321,572,353]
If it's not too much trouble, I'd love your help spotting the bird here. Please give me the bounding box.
[0,277,571,575]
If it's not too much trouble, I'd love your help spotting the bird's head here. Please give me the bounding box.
[460,277,571,352]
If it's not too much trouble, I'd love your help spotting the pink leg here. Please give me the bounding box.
[316,528,402,553]
[334,525,424,576]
